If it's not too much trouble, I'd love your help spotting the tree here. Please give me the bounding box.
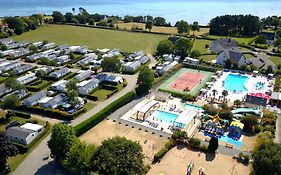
[218,109,233,121]
[156,39,174,56]
[153,17,166,26]
[29,44,38,53]
[42,40,48,45]
[48,124,78,162]
[88,18,95,25]
[101,56,121,73]
[240,115,258,132]
[1,95,20,110]
[91,136,144,175]
[137,66,154,89]
[212,89,217,99]
[273,38,281,52]
[72,7,76,14]
[191,21,200,36]
[174,38,193,59]
[0,44,7,51]
[35,70,46,79]
[234,99,241,107]
[207,137,219,153]
[64,141,95,174]
[52,11,66,23]
[252,142,281,175]
[266,65,273,74]
[145,20,153,31]
[176,20,189,34]
[221,90,228,102]
[66,79,78,92]
[255,35,266,45]
[65,12,74,23]
[5,77,25,91]
[0,135,18,172]
[4,17,25,35]
[190,50,201,58]
[66,90,79,108]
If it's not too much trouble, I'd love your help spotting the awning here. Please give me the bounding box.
[206,82,213,85]
[211,75,217,79]
[268,73,274,77]
[200,88,207,92]
[253,70,259,74]
[133,100,159,114]
[175,109,198,126]
[248,93,271,100]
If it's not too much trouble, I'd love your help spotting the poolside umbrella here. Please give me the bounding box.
[253,70,259,74]
[211,75,217,79]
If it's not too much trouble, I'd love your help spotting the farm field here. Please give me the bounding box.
[12,24,167,53]
[117,22,210,36]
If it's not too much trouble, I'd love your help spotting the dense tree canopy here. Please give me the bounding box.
[176,20,190,34]
[91,136,144,175]
[209,15,261,37]
[191,21,200,35]
[52,11,66,23]
[145,20,153,31]
[1,95,20,109]
[240,115,258,132]
[153,17,166,26]
[137,66,154,89]
[255,35,266,45]
[4,17,25,35]
[156,39,174,56]
[190,50,201,58]
[174,38,193,59]
[0,135,18,172]
[207,137,219,153]
[101,56,122,73]
[48,124,79,162]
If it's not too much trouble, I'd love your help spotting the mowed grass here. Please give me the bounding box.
[12,24,167,53]
[207,35,255,44]
[192,39,211,54]
[199,54,217,62]
[118,22,209,36]
[269,56,281,66]
[243,53,255,59]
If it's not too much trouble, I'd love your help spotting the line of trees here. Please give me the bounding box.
[209,14,261,37]
[261,16,281,30]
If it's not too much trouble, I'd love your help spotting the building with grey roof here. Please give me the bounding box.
[14,64,33,75]
[78,78,100,95]
[23,92,46,107]
[210,38,238,53]
[49,68,70,79]
[41,93,65,109]
[216,47,246,66]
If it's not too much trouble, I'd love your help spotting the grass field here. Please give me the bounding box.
[207,35,255,44]
[192,39,212,54]
[12,24,167,53]
[243,53,255,59]
[117,22,209,36]
[199,54,217,62]
[269,56,281,66]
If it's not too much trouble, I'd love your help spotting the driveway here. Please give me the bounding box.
[248,53,276,69]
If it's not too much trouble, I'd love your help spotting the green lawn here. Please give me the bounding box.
[91,89,114,101]
[84,102,95,111]
[269,56,281,66]
[192,39,211,54]
[199,54,217,62]
[12,24,167,53]
[243,53,255,59]
[207,35,255,44]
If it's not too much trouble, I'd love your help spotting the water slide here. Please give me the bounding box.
[232,108,263,117]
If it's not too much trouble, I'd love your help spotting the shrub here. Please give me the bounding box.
[199,144,208,152]
[86,95,98,101]
[142,164,151,175]
[153,148,168,163]
[218,109,233,121]
[14,111,31,119]
[171,131,187,140]
[188,137,201,149]
[164,140,175,150]
[74,91,135,136]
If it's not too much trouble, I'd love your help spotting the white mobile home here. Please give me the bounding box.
[49,68,70,79]
[51,80,68,92]
[23,92,47,107]
[122,61,141,73]
[16,73,37,85]
[78,78,100,95]
[75,70,92,82]
[0,60,20,73]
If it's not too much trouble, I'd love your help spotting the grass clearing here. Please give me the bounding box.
[207,35,255,44]
[199,54,217,62]
[12,24,167,54]
[84,102,95,111]
[91,89,114,101]
[243,53,255,59]
[192,39,211,54]
[269,56,281,66]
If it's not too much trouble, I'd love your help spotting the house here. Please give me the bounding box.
[70,46,88,54]
[216,48,246,67]
[122,61,141,73]
[75,70,92,82]
[78,78,100,95]
[0,38,13,45]
[0,85,12,97]
[102,49,120,58]
[16,73,37,85]
[23,92,47,107]
[49,68,70,79]
[56,55,70,65]
[2,90,28,100]
[131,50,145,58]
[210,38,238,53]
[47,54,57,61]
[184,57,199,65]
[163,54,173,61]
[40,93,65,109]
[35,66,54,74]
[97,48,111,54]
[245,93,271,108]
[9,48,30,58]
[0,49,15,57]
[6,123,44,145]
[13,64,33,75]
[137,56,149,64]
[78,56,94,66]
[260,32,276,45]
[0,60,21,73]
[56,45,70,54]
[95,73,123,85]
[42,43,56,50]
[157,61,178,76]
[270,92,281,108]
[32,41,43,48]
[51,80,68,92]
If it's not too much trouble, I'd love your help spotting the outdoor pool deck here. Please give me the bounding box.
[158,68,213,96]
[206,71,274,101]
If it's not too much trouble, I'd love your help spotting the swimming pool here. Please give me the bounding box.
[224,74,248,92]
[152,110,178,124]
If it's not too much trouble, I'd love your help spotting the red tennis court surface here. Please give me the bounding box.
[169,72,205,91]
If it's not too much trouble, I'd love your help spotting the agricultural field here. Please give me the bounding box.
[12,24,167,53]
[117,22,209,36]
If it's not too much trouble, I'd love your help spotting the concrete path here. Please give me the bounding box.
[275,114,281,144]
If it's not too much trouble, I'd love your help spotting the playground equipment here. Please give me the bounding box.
[186,161,194,175]
[228,121,244,140]
[201,115,226,138]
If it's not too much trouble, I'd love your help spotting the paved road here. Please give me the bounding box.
[275,114,281,144]
[12,73,138,175]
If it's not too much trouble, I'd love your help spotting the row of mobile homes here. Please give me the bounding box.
[39,93,65,109]
[0,60,20,73]
[16,73,37,85]
[13,64,33,75]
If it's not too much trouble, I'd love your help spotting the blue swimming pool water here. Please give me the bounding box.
[203,132,243,147]
[224,74,248,92]
[184,103,203,110]
[153,110,178,124]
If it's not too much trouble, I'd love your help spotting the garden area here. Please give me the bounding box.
[269,55,281,66]
[192,39,211,54]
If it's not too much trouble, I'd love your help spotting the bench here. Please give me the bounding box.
[225,144,234,149]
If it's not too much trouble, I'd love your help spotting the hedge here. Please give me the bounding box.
[183,63,218,72]
[106,89,118,99]
[74,91,136,136]
[86,95,99,101]
[14,111,31,119]
[153,139,175,163]
[14,122,51,153]
[101,84,118,91]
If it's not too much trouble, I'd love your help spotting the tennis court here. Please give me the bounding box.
[158,68,213,96]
